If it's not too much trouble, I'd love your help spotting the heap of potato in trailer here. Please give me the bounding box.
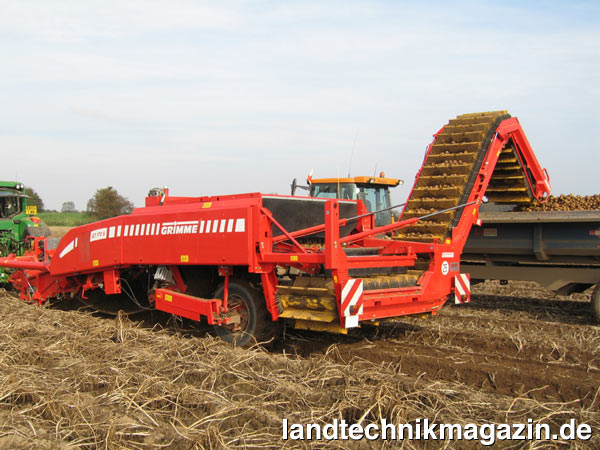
[0,111,553,345]
[518,194,600,211]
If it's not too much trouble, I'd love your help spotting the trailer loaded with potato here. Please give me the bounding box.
[463,209,600,322]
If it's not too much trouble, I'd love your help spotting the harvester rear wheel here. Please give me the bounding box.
[591,284,600,324]
[212,280,275,347]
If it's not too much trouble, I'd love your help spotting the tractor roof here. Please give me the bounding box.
[0,181,23,189]
[310,176,401,187]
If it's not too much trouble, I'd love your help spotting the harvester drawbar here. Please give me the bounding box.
[0,112,552,345]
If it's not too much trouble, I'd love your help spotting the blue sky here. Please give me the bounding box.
[1,0,598,210]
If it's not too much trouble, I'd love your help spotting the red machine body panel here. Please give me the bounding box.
[51,195,260,276]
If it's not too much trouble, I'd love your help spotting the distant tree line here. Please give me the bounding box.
[26,186,134,219]
[61,201,76,213]
[86,186,134,219]
[24,187,44,211]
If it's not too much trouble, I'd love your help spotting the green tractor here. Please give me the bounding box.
[0,182,50,282]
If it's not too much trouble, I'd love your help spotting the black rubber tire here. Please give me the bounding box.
[592,284,600,324]
[212,280,275,347]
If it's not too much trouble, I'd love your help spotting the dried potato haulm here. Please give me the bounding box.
[0,286,599,449]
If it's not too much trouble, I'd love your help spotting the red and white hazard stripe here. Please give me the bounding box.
[454,273,470,304]
[341,279,364,328]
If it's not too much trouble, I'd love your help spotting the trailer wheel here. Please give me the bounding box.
[212,281,275,346]
[592,285,600,324]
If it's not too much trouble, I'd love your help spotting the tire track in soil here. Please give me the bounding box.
[389,325,598,368]
[329,340,599,407]
[405,312,600,365]
[458,295,594,326]
[281,321,600,408]
[279,284,600,408]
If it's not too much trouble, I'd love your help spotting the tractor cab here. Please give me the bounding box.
[297,174,402,227]
[0,187,27,218]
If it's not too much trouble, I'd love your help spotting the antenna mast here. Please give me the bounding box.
[347,129,358,177]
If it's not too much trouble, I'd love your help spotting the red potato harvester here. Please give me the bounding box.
[0,112,551,345]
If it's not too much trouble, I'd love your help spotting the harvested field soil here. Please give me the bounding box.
[0,281,598,449]
[49,226,71,238]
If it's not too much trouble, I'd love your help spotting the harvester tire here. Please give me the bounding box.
[592,284,600,324]
[212,280,275,347]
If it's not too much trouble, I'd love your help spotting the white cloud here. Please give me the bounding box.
[0,1,598,209]
[1,1,241,40]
